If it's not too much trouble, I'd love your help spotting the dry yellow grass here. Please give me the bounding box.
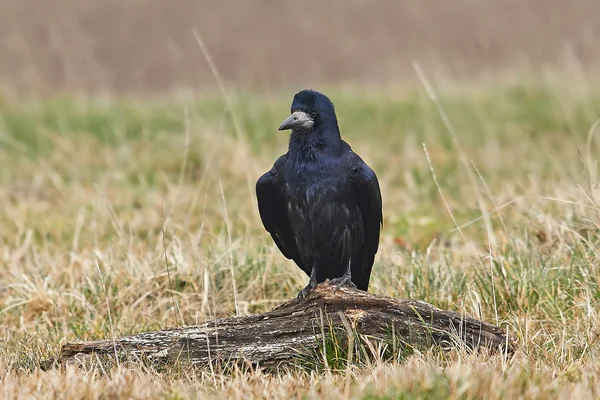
[1,72,600,398]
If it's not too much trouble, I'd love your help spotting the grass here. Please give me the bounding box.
[1,73,600,398]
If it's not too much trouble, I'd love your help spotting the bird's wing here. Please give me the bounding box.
[347,152,383,290]
[256,157,309,275]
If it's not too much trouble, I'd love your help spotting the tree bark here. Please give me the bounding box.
[51,284,514,369]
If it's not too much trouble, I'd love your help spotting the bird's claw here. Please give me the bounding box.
[297,282,318,300]
[328,275,357,293]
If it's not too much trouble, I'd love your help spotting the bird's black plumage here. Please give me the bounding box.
[256,89,382,298]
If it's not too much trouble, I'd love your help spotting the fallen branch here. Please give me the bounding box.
[49,284,514,369]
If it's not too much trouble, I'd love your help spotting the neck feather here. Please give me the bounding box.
[288,125,342,161]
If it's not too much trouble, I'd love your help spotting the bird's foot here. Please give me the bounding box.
[328,275,357,293]
[297,281,318,300]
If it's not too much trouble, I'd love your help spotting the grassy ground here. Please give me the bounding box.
[1,73,600,398]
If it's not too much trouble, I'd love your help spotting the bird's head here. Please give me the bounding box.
[278,89,338,134]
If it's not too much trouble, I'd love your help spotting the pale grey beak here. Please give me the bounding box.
[278,111,314,131]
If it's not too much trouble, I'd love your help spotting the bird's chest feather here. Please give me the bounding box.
[286,160,341,200]
[283,161,354,228]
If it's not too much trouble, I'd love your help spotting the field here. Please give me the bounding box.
[0,72,599,398]
[1,0,599,93]
[1,0,600,398]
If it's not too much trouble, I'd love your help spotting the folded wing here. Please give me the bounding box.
[347,152,383,290]
[256,159,309,276]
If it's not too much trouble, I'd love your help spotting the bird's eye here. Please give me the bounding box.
[310,112,317,118]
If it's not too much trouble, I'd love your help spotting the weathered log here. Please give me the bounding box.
[51,284,514,369]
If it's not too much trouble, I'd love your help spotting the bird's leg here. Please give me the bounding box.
[329,259,357,292]
[297,265,319,300]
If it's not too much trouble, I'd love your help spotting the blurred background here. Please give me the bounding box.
[1,0,599,95]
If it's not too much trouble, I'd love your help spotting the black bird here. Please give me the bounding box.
[256,89,383,299]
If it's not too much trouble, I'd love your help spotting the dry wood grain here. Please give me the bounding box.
[46,284,513,370]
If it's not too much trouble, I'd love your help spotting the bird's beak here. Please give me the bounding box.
[278,111,314,131]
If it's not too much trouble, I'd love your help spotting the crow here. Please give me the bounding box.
[255,89,383,299]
